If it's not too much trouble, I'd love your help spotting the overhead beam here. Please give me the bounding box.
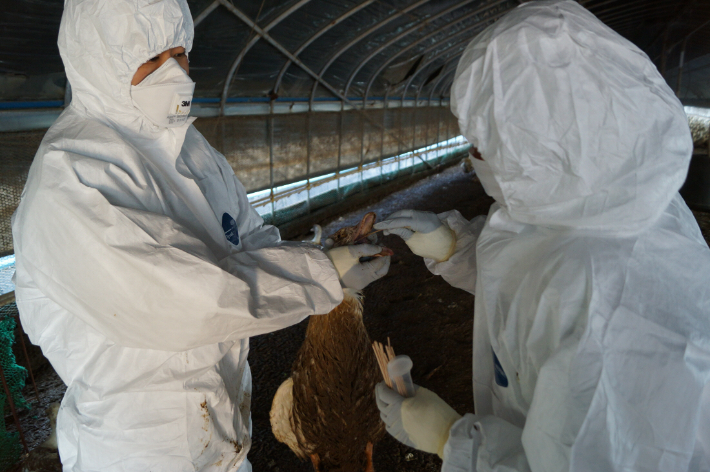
[363,6,512,102]
[193,0,219,27]
[343,0,511,98]
[428,67,457,101]
[217,0,434,168]
[217,0,345,103]
[308,0,434,103]
[398,43,469,103]
[272,0,378,96]
[220,0,312,114]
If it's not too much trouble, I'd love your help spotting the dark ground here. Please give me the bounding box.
[11,162,710,472]
[249,164,492,472]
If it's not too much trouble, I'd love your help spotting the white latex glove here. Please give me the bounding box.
[376,382,462,459]
[326,244,390,290]
[373,210,456,262]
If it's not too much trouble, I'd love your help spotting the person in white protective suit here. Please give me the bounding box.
[373,1,710,471]
[10,0,389,471]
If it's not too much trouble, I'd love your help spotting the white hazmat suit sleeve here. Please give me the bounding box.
[424,211,486,295]
[15,146,342,352]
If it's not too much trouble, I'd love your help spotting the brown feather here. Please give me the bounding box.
[290,291,385,472]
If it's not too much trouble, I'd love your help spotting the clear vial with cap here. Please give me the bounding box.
[387,355,416,398]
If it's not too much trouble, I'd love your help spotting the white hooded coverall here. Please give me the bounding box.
[423,1,710,471]
[11,1,342,471]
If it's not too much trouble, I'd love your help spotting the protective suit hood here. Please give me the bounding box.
[451,0,693,233]
[58,0,194,130]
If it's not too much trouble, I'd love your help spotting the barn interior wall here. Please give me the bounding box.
[0,106,460,256]
[195,106,460,193]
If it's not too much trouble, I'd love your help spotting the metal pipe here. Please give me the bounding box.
[399,48,465,108]
[640,0,698,54]
[428,67,457,106]
[220,0,311,115]
[661,26,670,77]
[381,88,388,166]
[411,92,418,153]
[272,0,377,96]
[337,101,344,199]
[589,0,652,17]
[219,0,432,168]
[193,0,219,28]
[342,0,510,97]
[360,67,368,189]
[600,2,676,30]
[308,0,434,104]
[306,111,312,214]
[268,101,275,219]
[651,16,710,63]
[363,5,512,104]
[425,91,432,148]
[436,98,443,164]
[676,37,689,97]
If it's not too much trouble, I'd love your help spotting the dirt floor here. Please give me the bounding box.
[10,162,710,471]
[249,164,492,472]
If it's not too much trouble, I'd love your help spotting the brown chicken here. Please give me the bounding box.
[270,212,391,472]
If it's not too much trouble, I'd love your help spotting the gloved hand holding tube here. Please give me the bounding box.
[373,210,456,262]
[326,244,390,290]
[375,382,462,459]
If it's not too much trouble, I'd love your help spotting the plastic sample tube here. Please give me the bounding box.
[387,355,416,398]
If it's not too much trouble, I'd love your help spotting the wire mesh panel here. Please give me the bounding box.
[192,105,458,192]
[197,115,271,193]
[0,105,459,256]
[0,131,45,258]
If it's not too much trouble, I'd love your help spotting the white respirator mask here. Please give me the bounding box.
[131,57,195,128]
[471,154,505,204]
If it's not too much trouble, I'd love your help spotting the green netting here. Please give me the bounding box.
[0,303,29,471]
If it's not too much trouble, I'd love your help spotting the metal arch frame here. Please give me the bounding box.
[362,5,513,103]
[214,0,349,105]
[193,0,220,27]
[272,0,378,98]
[307,0,434,104]
[599,2,676,28]
[398,42,468,106]
[418,57,459,104]
[356,24,474,112]
[429,69,456,141]
[603,6,684,33]
[429,67,457,102]
[219,0,312,114]
[590,0,670,21]
[404,55,460,151]
[410,60,456,148]
[437,70,458,99]
[343,0,511,99]
[214,0,434,168]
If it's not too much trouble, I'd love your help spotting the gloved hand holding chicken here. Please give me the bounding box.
[375,381,462,459]
[374,210,456,262]
[327,244,391,290]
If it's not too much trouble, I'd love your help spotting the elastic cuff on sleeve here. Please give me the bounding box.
[441,414,482,472]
